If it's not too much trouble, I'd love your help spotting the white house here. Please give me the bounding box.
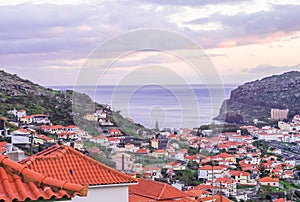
[94,136,110,146]
[17,110,26,118]
[198,165,227,181]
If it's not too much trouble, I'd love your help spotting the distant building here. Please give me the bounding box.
[278,121,291,131]
[150,139,158,149]
[198,165,227,181]
[271,109,289,120]
[259,177,279,187]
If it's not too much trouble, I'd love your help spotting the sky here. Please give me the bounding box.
[0,0,299,86]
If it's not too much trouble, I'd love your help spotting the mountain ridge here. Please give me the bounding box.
[216,71,300,123]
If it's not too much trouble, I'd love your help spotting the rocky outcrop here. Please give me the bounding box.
[216,71,300,123]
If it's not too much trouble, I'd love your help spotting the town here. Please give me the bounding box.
[0,106,300,202]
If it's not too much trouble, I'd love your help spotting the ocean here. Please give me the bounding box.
[50,84,237,129]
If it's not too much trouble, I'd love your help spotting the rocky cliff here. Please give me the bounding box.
[216,71,300,123]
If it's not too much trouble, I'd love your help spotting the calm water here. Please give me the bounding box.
[50,84,237,129]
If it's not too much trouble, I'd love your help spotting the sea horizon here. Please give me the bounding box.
[49,84,238,129]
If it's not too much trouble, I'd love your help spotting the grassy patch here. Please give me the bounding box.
[84,141,96,149]
[237,184,255,189]
[280,179,300,190]
[135,155,168,165]
[260,185,283,192]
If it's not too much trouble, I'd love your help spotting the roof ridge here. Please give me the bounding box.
[158,183,167,200]
[65,145,136,181]
[20,145,67,165]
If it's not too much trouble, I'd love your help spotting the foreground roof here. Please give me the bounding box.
[20,144,137,186]
[129,178,191,201]
[0,155,87,202]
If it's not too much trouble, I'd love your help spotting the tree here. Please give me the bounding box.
[228,195,238,202]
[187,161,198,170]
[253,140,269,156]
[188,147,198,155]
[172,170,200,186]
[265,194,272,201]
[200,125,209,130]
[161,168,167,177]
[258,164,269,178]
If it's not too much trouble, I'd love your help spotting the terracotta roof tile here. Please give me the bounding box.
[129,194,152,202]
[19,145,137,186]
[215,177,236,184]
[0,155,87,202]
[198,165,225,171]
[230,170,250,177]
[129,178,186,200]
[198,195,232,202]
[274,198,285,202]
[185,189,209,197]
[0,142,7,147]
[259,177,279,183]
[66,125,78,129]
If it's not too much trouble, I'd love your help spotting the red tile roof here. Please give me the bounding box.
[49,125,64,129]
[0,155,87,202]
[66,125,78,129]
[215,177,236,184]
[198,165,225,171]
[217,153,235,159]
[168,134,177,139]
[199,195,232,202]
[32,114,47,117]
[167,161,181,166]
[129,178,187,201]
[17,128,31,133]
[259,177,279,183]
[36,134,53,141]
[0,142,7,148]
[195,184,222,190]
[153,149,167,153]
[136,148,149,154]
[110,128,121,133]
[230,170,250,177]
[185,189,209,197]
[129,194,152,202]
[19,145,137,186]
[21,115,32,119]
[0,117,7,121]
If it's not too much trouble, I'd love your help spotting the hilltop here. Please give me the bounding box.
[0,70,149,136]
[0,70,79,125]
[216,71,300,123]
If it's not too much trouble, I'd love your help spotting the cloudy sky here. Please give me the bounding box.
[0,0,299,86]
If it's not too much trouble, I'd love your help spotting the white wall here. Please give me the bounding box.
[198,170,224,180]
[70,185,129,202]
